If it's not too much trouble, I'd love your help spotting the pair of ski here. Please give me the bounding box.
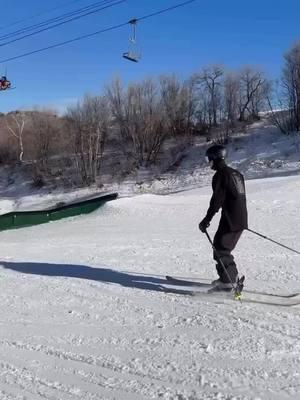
[160,276,300,307]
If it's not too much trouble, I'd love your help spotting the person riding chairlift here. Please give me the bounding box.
[0,76,11,90]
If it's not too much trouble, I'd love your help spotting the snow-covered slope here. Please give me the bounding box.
[0,174,299,399]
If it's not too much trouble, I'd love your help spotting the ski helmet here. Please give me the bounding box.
[205,144,227,162]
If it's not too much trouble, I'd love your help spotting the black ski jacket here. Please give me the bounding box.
[205,162,248,232]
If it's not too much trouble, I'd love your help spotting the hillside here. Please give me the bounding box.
[1,117,299,214]
[113,118,300,196]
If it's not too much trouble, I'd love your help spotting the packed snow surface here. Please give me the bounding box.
[0,174,300,399]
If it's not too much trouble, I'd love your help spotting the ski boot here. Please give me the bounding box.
[234,275,245,300]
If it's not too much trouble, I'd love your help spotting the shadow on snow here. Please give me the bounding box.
[0,261,173,292]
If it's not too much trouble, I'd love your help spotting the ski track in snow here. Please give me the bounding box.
[0,175,300,399]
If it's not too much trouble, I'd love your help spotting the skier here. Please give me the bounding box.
[198,144,248,290]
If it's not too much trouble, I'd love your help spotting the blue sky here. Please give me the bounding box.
[1,0,299,113]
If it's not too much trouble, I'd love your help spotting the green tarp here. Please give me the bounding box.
[0,192,118,231]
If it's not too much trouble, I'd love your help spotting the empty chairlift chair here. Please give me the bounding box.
[123,18,141,63]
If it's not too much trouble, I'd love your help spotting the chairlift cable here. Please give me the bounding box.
[0,1,125,48]
[0,0,198,64]
[137,0,197,23]
[0,0,85,31]
[0,22,129,64]
[0,0,115,41]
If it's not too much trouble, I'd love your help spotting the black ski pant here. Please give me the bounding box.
[213,222,243,283]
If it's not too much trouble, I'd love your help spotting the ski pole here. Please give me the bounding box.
[247,228,300,256]
[204,230,242,300]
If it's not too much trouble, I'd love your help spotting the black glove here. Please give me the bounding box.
[199,217,210,232]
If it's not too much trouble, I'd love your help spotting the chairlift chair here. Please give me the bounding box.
[123,18,141,63]
[123,51,140,62]
[0,76,12,91]
[0,68,14,91]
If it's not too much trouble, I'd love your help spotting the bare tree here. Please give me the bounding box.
[267,95,295,135]
[23,110,63,185]
[196,65,224,127]
[183,78,198,133]
[224,72,240,126]
[160,75,197,136]
[282,42,300,131]
[106,77,130,145]
[27,111,60,166]
[66,95,110,185]
[160,75,182,135]
[251,80,271,117]
[193,83,211,135]
[238,67,267,121]
[107,78,168,167]
[5,111,27,162]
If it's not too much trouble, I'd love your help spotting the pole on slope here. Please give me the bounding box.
[247,228,300,256]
